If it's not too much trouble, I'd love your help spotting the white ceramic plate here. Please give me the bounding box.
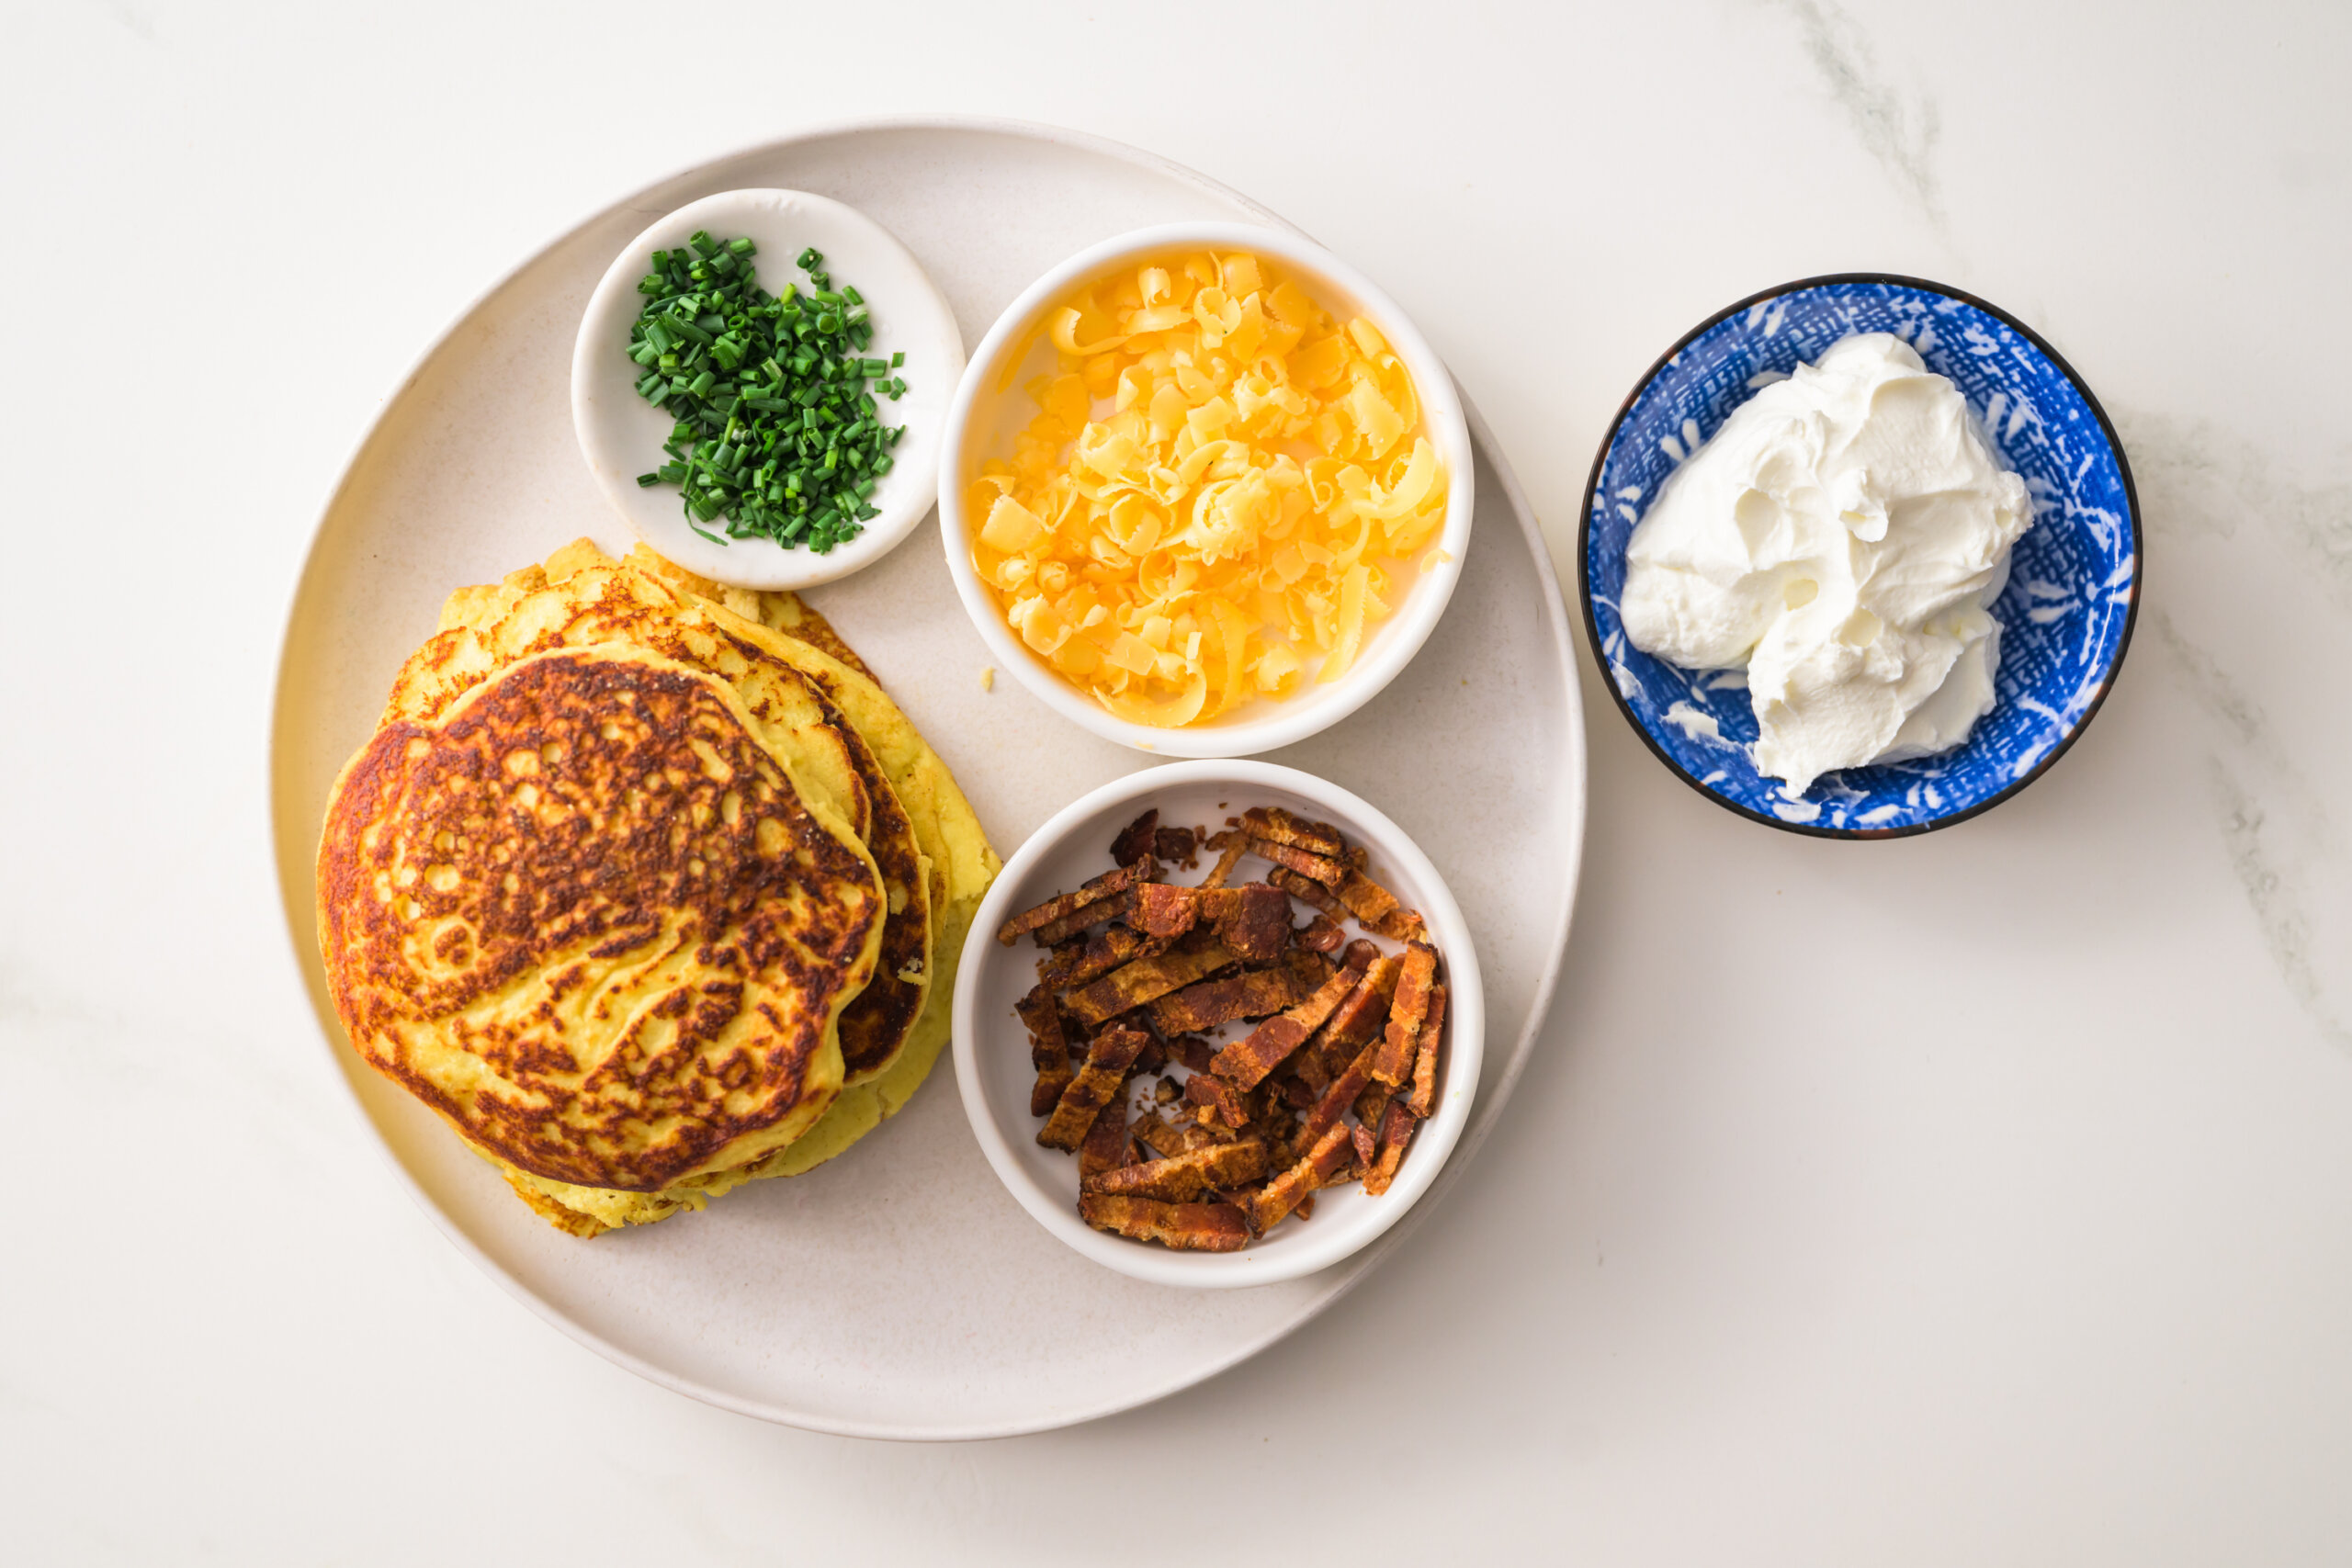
[270,118,1588,1439]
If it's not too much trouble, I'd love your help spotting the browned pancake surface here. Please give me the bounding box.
[317,648,881,1190]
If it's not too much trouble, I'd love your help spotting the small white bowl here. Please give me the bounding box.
[937,222,1475,758]
[952,760,1485,1289]
[572,188,965,590]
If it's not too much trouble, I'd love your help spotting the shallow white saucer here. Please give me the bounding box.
[571,187,964,590]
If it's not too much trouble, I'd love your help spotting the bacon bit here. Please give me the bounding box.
[1154,826,1198,865]
[1250,838,1346,887]
[1371,908,1428,943]
[1212,962,1360,1089]
[1168,1032,1216,1074]
[1109,808,1160,867]
[1040,924,1148,988]
[1184,1070,1251,1129]
[1279,1075,1316,1109]
[1082,1139,1268,1201]
[1372,943,1436,1087]
[1132,881,1201,940]
[1037,1028,1148,1150]
[1355,1080,1394,1138]
[1030,1052,1074,1118]
[1408,983,1447,1118]
[996,863,1144,944]
[1079,1099,1133,1179]
[1340,938,1382,973]
[1250,1122,1354,1232]
[1295,913,1345,953]
[1240,806,1346,858]
[1030,886,1138,946]
[1267,866,1344,918]
[1294,1193,1317,1223]
[1333,867,1402,931]
[1131,1028,1167,1076]
[1315,953,1400,1077]
[1065,938,1235,1028]
[1148,950,1326,1034]
[1298,1041,1379,1150]
[1198,831,1250,890]
[1205,883,1292,964]
[1016,985,1074,1116]
[1290,1049,1331,1094]
[1351,1119,1376,1170]
[1363,1099,1419,1196]
[1080,1195,1250,1252]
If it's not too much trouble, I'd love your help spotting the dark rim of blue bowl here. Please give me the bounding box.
[1577,272,2143,841]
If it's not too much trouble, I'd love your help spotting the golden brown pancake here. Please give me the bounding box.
[316,644,885,1191]
[387,556,933,1090]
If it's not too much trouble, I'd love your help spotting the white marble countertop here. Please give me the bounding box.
[6,2,2349,1560]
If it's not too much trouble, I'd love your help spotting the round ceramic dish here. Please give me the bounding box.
[572,187,965,590]
[271,119,1584,1440]
[938,221,1476,758]
[1580,274,2139,837]
[955,761,1484,1288]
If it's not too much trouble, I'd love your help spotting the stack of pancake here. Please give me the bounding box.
[315,539,997,1235]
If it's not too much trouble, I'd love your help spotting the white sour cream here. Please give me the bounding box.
[1619,333,2032,795]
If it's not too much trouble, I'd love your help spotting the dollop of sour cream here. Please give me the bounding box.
[1620,333,2033,795]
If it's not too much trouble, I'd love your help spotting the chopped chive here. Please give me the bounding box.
[623,229,909,551]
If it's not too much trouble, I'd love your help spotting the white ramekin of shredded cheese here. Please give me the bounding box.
[939,223,1474,758]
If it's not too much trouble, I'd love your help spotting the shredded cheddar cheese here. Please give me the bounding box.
[968,251,1447,728]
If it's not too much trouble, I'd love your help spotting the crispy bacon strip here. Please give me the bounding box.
[1250,1122,1355,1233]
[1184,1070,1251,1129]
[1212,962,1361,1090]
[1017,985,1073,1116]
[1356,1079,1395,1138]
[1279,1075,1317,1110]
[1340,938,1381,973]
[1080,1195,1250,1252]
[1315,954,1400,1076]
[1267,866,1343,918]
[1362,1099,1419,1196]
[1080,1099,1135,1180]
[1295,913,1344,953]
[1133,1111,1191,1159]
[1148,951,1325,1035]
[1198,831,1249,890]
[1298,1041,1379,1149]
[1082,1139,1268,1201]
[1168,1033,1216,1075]
[1155,825,1198,865]
[1037,1028,1148,1150]
[1408,983,1447,1119]
[1066,939,1234,1028]
[1207,883,1291,964]
[1333,867,1402,931]
[1110,808,1160,867]
[1132,881,1200,940]
[1040,924,1148,988]
[1251,839,1346,887]
[1240,806,1345,858]
[997,863,1144,945]
[1031,886,1137,946]
[1372,943,1437,1087]
[1351,1119,1377,1170]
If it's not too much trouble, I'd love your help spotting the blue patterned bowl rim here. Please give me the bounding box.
[1577,273,2142,840]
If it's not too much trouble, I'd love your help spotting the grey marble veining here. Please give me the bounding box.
[1768,0,1951,241]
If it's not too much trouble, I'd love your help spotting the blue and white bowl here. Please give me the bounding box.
[1579,275,2141,838]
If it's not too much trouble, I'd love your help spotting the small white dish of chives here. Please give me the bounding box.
[572,188,965,591]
